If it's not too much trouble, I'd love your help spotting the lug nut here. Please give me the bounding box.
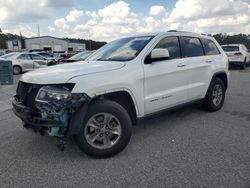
[100,133,103,137]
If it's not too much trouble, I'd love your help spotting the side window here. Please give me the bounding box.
[17,54,31,60]
[180,37,204,58]
[154,36,181,59]
[201,38,220,55]
[31,54,44,60]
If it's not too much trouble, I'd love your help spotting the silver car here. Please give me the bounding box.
[7,53,52,75]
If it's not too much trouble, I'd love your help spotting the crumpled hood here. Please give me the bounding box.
[20,61,126,84]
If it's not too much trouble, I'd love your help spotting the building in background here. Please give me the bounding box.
[6,39,22,51]
[25,36,86,52]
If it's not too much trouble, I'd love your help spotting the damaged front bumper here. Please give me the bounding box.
[12,90,90,137]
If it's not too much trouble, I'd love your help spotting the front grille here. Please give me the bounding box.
[16,81,42,108]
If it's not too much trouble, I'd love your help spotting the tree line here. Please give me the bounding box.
[212,33,250,49]
[0,29,249,50]
[64,37,106,50]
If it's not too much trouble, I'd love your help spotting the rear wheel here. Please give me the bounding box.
[241,58,247,70]
[203,78,225,112]
[247,58,250,67]
[13,65,22,75]
[76,100,132,158]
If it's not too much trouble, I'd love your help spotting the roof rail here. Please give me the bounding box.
[168,30,177,32]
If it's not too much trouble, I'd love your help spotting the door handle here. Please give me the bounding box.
[177,63,186,67]
[205,60,212,63]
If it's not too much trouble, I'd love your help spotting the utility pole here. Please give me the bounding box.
[37,24,40,37]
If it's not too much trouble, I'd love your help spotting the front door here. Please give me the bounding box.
[143,36,189,115]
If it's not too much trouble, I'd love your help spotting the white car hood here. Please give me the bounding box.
[20,61,126,84]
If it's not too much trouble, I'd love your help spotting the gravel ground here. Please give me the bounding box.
[0,69,249,188]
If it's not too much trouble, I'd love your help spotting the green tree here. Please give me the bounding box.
[20,33,25,49]
[0,34,7,49]
[213,33,250,49]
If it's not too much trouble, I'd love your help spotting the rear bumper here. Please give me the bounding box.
[228,61,245,66]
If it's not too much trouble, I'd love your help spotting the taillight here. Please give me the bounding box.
[234,52,242,56]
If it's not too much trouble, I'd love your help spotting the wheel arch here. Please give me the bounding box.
[211,71,228,90]
[91,90,138,125]
[68,89,139,136]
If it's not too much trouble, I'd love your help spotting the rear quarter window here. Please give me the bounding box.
[201,38,220,55]
[180,37,204,58]
[222,46,239,52]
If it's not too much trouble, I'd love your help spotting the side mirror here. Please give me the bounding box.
[145,48,170,64]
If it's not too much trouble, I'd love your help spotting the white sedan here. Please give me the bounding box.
[6,53,53,75]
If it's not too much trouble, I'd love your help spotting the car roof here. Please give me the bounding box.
[127,31,213,39]
[221,44,241,47]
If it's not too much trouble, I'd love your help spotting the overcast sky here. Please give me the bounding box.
[0,0,249,41]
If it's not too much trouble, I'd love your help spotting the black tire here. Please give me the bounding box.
[202,78,226,112]
[247,58,250,67]
[76,100,132,158]
[241,58,247,70]
[13,65,22,75]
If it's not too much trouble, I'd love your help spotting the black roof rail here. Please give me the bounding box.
[168,30,178,32]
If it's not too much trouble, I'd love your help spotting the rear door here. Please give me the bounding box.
[179,36,214,101]
[143,36,189,114]
[16,54,34,71]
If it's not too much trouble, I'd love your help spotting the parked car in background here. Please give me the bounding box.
[59,51,95,63]
[221,44,250,69]
[54,52,76,61]
[32,51,53,58]
[32,51,58,64]
[7,52,56,75]
[29,49,44,53]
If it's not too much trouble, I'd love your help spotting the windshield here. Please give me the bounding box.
[1,53,19,59]
[87,36,154,62]
[222,46,239,52]
[38,53,51,58]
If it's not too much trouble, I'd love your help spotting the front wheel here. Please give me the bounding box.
[13,65,22,75]
[76,100,132,158]
[203,78,226,112]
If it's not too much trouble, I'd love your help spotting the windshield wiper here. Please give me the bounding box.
[96,58,110,61]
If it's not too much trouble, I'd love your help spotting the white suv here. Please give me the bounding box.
[13,31,229,158]
[221,44,250,69]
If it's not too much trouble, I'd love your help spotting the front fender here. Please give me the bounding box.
[67,102,89,136]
